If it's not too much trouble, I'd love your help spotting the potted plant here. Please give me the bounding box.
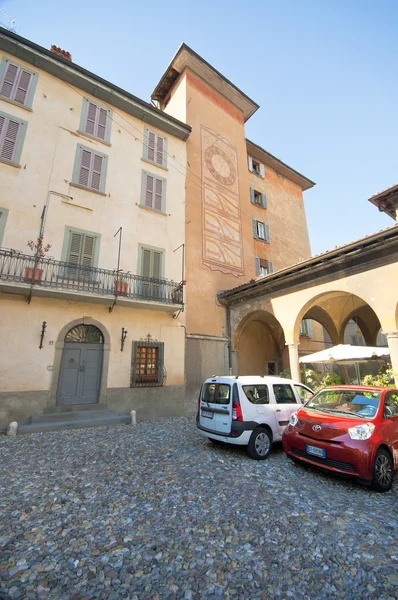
[114,272,129,296]
[24,234,52,283]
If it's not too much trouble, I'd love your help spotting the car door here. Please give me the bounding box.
[382,391,398,467]
[272,383,300,436]
[293,383,314,404]
[241,384,279,437]
[199,381,232,434]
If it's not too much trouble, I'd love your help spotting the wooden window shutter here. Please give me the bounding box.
[154,178,163,211]
[255,257,261,276]
[78,149,92,187]
[85,102,97,136]
[147,131,156,162]
[250,188,255,204]
[252,219,257,238]
[97,108,107,140]
[248,156,253,172]
[261,194,267,208]
[156,136,164,166]
[260,163,265,177]
[0,63,18,99]
[81,235,95,267]
[145,174,154,208]
[152,251,161,279]
[142,248,151,277]
[267,260,274,274]
[0,116,21,162]
[67,232,83,266]
[91,154,103,190]
[265,223,270,242]
[14,70,32,105]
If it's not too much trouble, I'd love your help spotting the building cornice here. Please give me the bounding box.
[0,27,191,141]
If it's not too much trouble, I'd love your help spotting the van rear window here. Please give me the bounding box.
[203,383,231,405]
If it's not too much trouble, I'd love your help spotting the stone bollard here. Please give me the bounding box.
[130,410,137,426]
[7,421,18,437]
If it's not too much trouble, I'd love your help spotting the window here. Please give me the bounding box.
[202,383,231,405]
[0,111,27,165]
[0,207,9,246]
[139,245,164,298]
[80,99,111,143]
[0,59,37,108]
[72,145,108,193]
[384,392,398,418]
[300,319,313,338]
[131,340,165,386]
[141,170,166,212]
[61,227,100,280]
[294,384,313,403]
[268,362,277,375]
[143,128,167,168]
[243,385,269,404]
[250,188,267,208]
[255,257,273,277]
[273,384,297,404]
[248,156,264,177]
[252,219,270,242]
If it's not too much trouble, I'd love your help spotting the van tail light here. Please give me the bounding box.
[232,398,243,421]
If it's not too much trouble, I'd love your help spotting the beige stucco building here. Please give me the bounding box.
[0,29,191,429]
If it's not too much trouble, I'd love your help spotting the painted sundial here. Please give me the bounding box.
[205,146,236,186]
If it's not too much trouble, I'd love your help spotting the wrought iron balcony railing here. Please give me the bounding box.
[0,248,184,305]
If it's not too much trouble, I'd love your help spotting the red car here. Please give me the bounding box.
[282,385,398,492]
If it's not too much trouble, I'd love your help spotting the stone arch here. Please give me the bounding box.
[233,310,286,375]
[293,291,384,347]
[48,317,111,408]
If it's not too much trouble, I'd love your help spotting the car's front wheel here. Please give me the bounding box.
[247,428,271,460]
[371,448,394,492]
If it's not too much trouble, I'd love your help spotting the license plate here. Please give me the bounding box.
[201,409,213,419]
[306,444,326,458]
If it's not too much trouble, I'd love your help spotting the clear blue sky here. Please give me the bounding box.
[1,0,396,255]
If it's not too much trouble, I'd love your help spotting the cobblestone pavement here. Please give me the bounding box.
[1,417,397,600]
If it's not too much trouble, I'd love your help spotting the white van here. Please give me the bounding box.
[196,375,313,460]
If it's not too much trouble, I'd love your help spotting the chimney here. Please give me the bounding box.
[50,45,72,62]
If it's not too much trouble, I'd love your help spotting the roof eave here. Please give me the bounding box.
[246,139,315,191]
[151,43,259,122]
[0,27,191,141]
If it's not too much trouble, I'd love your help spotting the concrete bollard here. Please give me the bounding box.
[7,421,18,437]
[130,410,137,426]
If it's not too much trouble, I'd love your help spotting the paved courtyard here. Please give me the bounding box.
[0,417,397,600]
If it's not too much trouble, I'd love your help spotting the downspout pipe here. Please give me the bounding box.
[217,292,232,373]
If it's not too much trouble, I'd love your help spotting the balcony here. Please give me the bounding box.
[0,249,184,311]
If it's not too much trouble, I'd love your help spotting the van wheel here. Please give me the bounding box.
[371,449,394,492]
[247,428,271,460]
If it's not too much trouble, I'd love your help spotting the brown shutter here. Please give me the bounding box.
[85,103,97,135]
[0,63,18,99]
[156,136,163,165]
[0,117,21,162]
[78,149,91,187]
[145,174,154,208]
[97,108,107,140]
[91,154,103,190]
[14,70,32,105]
[154,178,163,211]
[147,131,155,162]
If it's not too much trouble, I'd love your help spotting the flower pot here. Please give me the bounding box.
[24,267,43,283]
[114,281,129,296]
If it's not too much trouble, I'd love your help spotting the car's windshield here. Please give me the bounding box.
[305,389,381,419]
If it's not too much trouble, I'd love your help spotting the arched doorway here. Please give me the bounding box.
[57,324,104,405]
[234,311,286,375]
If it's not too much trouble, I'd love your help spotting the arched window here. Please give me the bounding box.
[65,324,104,344]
